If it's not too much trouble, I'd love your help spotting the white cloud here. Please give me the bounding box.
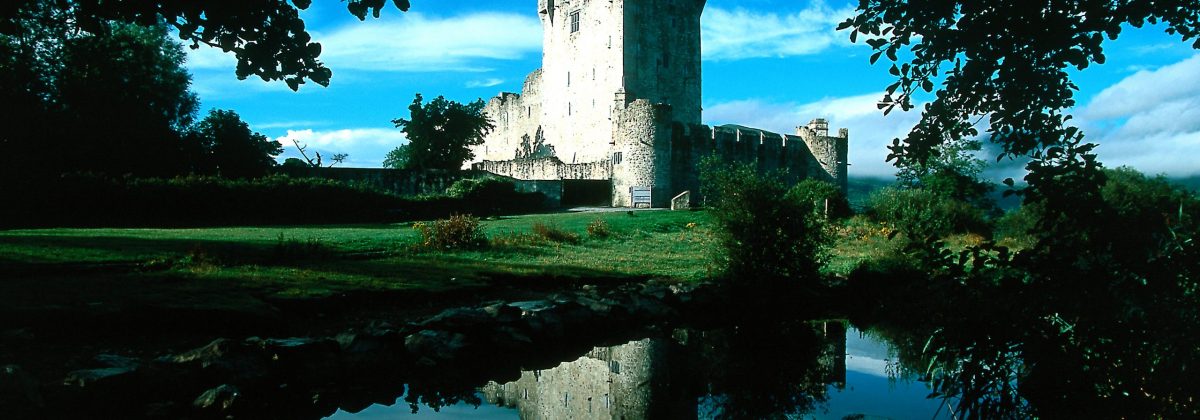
[1077,53,1200,176]
[466,78,505,88]
[185,45,238,70]
[253,120,331,130]
[275,128,407,168]
[704,93,921,178]
[316,12,542,72]
[701,2,856,61]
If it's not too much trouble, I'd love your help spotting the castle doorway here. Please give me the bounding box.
[561,180,612,207]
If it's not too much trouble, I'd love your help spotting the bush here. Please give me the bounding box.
[866,187,989,240]
[532,222,581,244]
[785,179,853,219]
[413,214,487,250]
[699,158,829,289]
[586,218,612,239]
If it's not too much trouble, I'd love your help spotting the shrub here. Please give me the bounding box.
[866,187,989,240]
[586,218,612,239]
[785,179,853,219]
[413,214,487,250]
[532,222,580,244]
[699,157,829,289]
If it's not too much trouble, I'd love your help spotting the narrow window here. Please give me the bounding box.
[570,10,581,33]
[613,152,623,164]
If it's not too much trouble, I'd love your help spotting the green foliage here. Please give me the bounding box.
[187,109,282,178]
[413,215,487,251]
[393,94,494,171]
[866,187,989,240]
[785,179,852,219]
[382,144,411,169]
[699,157,828,289]
[272,234,332,262]
[0,17,202,178]
[281,157,312,169]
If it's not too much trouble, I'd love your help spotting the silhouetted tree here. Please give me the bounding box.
[0,0,413,90]
[393,94,493,171]
[188,109,282,178]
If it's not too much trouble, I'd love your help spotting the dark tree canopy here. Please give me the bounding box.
[189,109,283,179]
[393,94,494,171]
[0,17,199,177]
[0,0,412,90]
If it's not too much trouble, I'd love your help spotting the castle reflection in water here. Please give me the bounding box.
[482,322,847,419]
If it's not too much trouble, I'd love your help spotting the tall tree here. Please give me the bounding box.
[56,22,199,177]
[189,109,282,178]
[392,94,493,171]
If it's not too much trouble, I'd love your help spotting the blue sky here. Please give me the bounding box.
[185,0,1200,179]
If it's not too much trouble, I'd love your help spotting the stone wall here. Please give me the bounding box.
[611,99,675,208]
[472,157,612,181]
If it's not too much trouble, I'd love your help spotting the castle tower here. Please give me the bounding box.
[537,0,705,165]
[797,118,849,193]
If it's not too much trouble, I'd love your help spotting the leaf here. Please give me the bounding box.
[292,0,312,9]
[870,51,883,64]
[851,30,859,43]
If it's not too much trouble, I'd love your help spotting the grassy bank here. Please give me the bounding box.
[0,210,714,329]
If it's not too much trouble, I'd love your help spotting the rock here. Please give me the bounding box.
[161,338,270,381]
[1,365,42,408]
[419,307,493,332]
[482,303,523,324]
[94,354,143,370]
[405,330,468,365]
[192,384,239,411]
[509,300,555,315]
[63,367,138,388]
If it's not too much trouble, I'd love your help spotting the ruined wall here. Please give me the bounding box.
[475,70,544,162]
[472,157,612,181]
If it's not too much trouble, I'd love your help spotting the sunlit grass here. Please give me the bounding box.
[0,210,717,315]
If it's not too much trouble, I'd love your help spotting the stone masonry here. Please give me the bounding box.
[471,0,849,207]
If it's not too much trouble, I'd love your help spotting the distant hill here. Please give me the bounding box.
[845,176,893,209]
[1170,175,1200,193]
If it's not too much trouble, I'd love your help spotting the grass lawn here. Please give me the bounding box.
[0,210,716,332]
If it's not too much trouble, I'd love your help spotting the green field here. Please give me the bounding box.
[0,210,716,325]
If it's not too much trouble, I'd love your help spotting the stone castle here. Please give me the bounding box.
[471,0,848,207]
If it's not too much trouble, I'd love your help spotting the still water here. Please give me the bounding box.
[327,324,948,419]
